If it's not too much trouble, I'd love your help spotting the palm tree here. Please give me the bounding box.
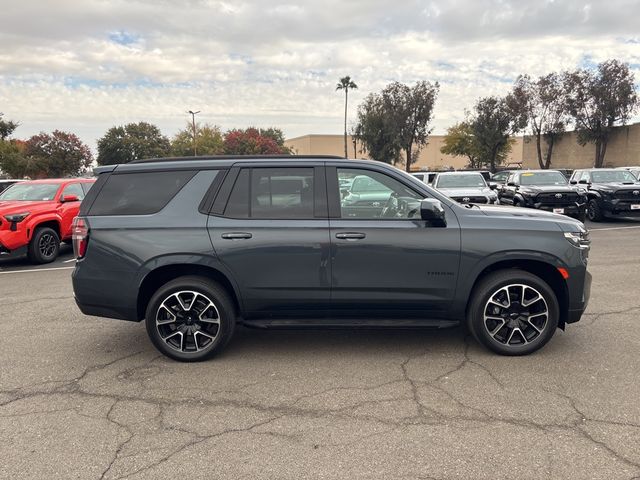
[336,76,358,158]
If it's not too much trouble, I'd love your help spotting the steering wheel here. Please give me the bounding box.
[380,192,400,218]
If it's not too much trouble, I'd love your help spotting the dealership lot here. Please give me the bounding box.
[1,220,639,479]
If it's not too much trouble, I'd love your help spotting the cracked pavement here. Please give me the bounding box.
[1,225,639,479]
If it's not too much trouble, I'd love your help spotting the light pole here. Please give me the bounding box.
[187,110,200,156]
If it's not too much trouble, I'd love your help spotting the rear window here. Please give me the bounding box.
[88,171,196,215]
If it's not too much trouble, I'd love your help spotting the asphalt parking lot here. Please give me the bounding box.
[1,219,640,480]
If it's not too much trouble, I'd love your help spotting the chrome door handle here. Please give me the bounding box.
[335,232,366,240]
[221,232,252,240]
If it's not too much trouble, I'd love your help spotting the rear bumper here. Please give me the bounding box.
[74,297,139,322]
[72,262,140,322]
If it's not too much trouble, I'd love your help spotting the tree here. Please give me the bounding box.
[564,59,639,167]
[354,93,401,164]
[507,73,569,169]
[336,76,358,158]
[355,81,439,172]
[440,121,482,168]
[223,127,291,155]
[469,96,526,172]
[441,120,513,169]
[97,122,171,165]
[19,131,92,178]
[171,123,224,157]
[0,113,19,141]
[0,140,27,178]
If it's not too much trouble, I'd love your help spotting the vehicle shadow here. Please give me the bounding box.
[0,243,73,268]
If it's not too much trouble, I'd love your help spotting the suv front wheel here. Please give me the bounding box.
[145,276,236,362]
[467,270,559,355]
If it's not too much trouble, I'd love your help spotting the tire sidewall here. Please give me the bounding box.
[587,199,602,222]
[469,271,559,356]
[29,227,60,264]
[145,277,236,362]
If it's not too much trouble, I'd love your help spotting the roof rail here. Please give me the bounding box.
[129,154,344,164]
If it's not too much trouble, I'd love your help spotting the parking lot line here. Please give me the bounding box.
[589,225,640,232]
[0,266,75,275]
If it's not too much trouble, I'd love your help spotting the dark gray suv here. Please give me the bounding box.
[72,156,591,361]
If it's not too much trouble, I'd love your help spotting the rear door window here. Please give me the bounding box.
[89,171,196,215]
[223,167,315,219]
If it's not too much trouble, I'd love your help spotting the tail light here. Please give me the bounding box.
[72,216,89,259]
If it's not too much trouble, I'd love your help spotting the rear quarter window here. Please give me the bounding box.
[88,171,196,216]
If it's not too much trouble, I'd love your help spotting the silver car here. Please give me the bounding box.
[432,171,499,204]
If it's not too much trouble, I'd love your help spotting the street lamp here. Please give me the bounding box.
[187,110,200,156]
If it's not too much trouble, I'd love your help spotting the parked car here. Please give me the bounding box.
[498,170,587,221]
[411,171,439,184]
[570,169,640,222]
[73,156,591,360]
[616,166,640,180]
[432,171,499,204]
[0,179,22,193]
[0,178,95,263]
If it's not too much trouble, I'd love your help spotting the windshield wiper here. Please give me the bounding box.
[464,203,481,209]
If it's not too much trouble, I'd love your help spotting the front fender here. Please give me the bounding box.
[25,213,63,240]
[451,249,568,319]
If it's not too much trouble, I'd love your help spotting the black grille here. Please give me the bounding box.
[614,189,640,200]
[452,196,488,204]
[536,192,579,204]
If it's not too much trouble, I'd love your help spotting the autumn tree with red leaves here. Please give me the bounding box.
[223,127,291,155]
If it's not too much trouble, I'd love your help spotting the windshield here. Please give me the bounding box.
[0,183,60,201]
[592,170,637,183]
[520,172,567,186]
[435,174,486,189]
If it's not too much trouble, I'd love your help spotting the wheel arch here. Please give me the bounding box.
[464,257,569,329]
[28,218,62,240]
[136,263,242,321]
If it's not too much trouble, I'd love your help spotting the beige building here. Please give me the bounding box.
[285,122,640,171]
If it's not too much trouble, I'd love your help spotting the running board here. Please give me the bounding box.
[241,318,460,329]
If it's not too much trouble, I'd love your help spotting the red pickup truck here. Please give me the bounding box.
[0,178,95,264]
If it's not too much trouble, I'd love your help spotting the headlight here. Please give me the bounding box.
[4,212,30,223]
[564,231,590,249]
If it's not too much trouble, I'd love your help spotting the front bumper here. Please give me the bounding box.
[528,202,586,217]
[601,199,640,216]
[566,270,591,324]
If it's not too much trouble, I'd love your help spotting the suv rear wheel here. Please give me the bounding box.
[145,276,236,362]
[28,227,60,264]
[467,270,559,355]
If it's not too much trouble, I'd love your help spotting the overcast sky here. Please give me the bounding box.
[1,0,639,150]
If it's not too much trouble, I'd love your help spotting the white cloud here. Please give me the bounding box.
[0,0,639,150]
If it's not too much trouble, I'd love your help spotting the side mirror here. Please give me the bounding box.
[489,182,498,190]
[569,180,577,184]
[420,199,446,227]
[507,182,516,187]
[578,179,588,185]
[60,194,80,203]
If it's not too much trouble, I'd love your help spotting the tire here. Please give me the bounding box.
[587,199,604,222]
[467,269,559,356]
[27,227,60,264]
[145,276,236,362]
